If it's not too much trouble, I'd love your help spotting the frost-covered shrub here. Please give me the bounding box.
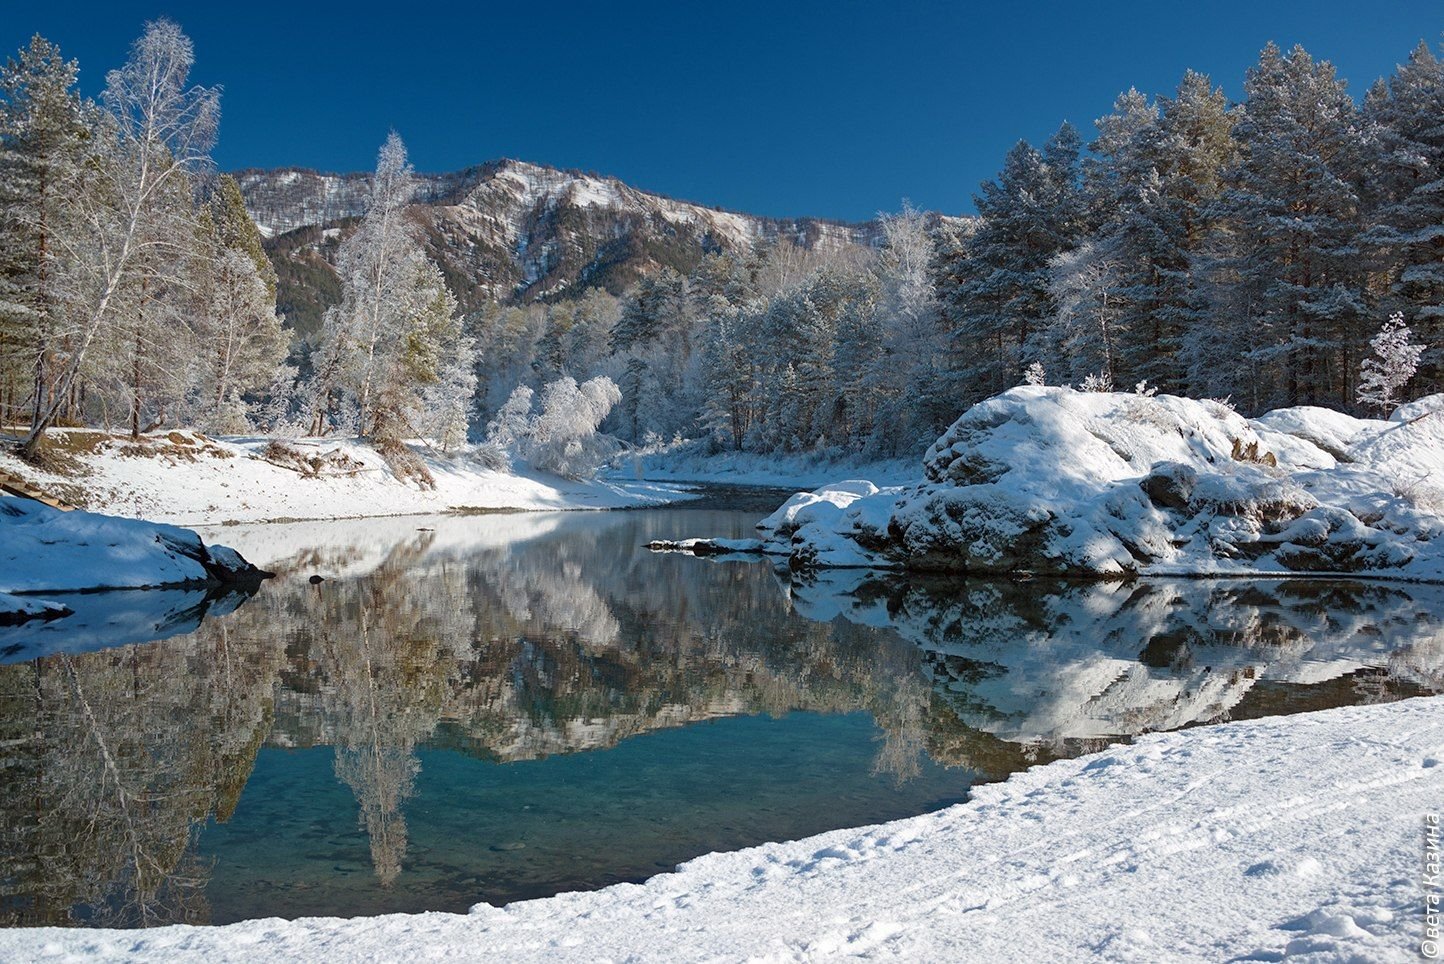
[460,440,511,472]
[486,385,535,448]
[486,376,623,478]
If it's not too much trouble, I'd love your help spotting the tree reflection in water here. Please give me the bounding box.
[1,509,1440,927]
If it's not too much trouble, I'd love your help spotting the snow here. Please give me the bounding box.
[728,387,1444,581]
[3,695,1438,962]
[0,431,694,527]
[0,497,262,593]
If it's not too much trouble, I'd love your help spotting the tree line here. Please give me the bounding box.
[938,42,1442,416]
[4,22,1439,470]
[480,39,1442,460]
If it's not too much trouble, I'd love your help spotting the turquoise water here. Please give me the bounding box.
[201,712,968,922]
[2,505,1440,927]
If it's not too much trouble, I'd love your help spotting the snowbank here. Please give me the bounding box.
[3,695,1438,962]
[718,387,1444,580]
[0,497,269,631]
[0,431,693,526]
[0,498,267,593]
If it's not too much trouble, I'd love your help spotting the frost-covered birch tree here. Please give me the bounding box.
[308,132,472,442]
[17,19,218,456]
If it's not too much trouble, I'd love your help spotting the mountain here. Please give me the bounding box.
[236,159,882,336]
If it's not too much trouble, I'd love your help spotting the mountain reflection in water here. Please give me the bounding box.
[1,508,1439,927]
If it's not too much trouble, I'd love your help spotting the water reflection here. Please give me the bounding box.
[1,509,1439,927]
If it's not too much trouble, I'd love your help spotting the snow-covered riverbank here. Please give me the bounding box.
[3,695,1437,962]
[0,431,693,526]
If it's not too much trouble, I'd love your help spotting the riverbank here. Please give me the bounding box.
[2,694,1434,961]
[0,431,694,526]
[606,444,917,491]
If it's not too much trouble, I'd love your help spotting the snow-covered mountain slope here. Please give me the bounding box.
[237,158,891,329]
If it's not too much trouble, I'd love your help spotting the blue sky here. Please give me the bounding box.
[6,2,1441,221]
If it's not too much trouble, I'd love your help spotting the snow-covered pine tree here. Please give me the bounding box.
[189,174,287,432]
[939,123,1085,403]
[0,34,92,430]
[1357,311,1422,414]
[1360,41,1444,394]
[1213,43,1366,410]
[1154,71,1239,398]
[697,303,760,451]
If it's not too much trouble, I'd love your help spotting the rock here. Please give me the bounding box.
[1,499,273,593]
[1139,462,1197,510]
[645,538,764,557]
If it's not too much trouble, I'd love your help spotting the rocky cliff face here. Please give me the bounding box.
[237,159,883,332]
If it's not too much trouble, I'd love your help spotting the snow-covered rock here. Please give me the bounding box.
[0,498,270,595]
[738,387,1444,580]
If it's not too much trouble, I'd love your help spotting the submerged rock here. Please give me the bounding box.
[645,537,765,557]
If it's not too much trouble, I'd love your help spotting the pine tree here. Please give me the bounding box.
[0,35,92,429]
[939,123,1085,402]
[190,193,287,432]
[1360,41,1444,393]
[1213,43,1366,410]
[698,305,761,451]
[1155,71,1238,396]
